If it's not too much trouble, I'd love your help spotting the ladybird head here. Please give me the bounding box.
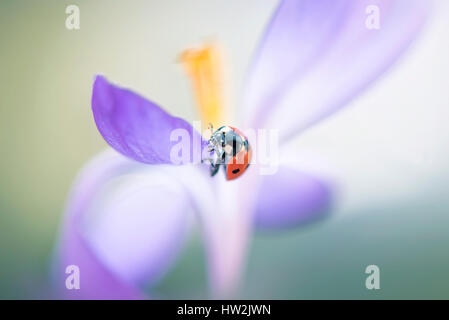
[205,126,250,180]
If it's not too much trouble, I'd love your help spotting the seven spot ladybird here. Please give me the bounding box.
[206,125,252,180]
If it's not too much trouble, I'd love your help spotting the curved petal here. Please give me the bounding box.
[243,0,429,141]
[253,166,332,229]
[54,150,192,299]
[243,0,352,126]
[56,149,254,299]
[163,164,260,298]
[92,76,206,164]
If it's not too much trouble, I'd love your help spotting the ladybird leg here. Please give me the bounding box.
[210,163,220,177]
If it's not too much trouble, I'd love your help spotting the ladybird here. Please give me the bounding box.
[206,125,252,180]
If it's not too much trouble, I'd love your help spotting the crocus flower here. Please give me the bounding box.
[55,0,428,299]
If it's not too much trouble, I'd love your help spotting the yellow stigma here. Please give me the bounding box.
[180,44,225,126]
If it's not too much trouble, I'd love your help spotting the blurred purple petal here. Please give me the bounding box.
[254,167,332,229]
[197,168,260,297]
[159,165,256,297]
[243,0,351,126]
[55,151,191,299]
[92,76,205,164]
[243,0,429,140]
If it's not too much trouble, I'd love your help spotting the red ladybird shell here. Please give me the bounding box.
[225,127,251,180]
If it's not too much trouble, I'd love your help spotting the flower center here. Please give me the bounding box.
[180,44,225,126]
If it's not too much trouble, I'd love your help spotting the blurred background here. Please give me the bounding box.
[1,0,448,299]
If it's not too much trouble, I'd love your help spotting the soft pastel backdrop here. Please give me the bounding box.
[0,0,448,299]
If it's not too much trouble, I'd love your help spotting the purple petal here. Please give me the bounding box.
[253,166,332,229]
[54,151,191,299]
[92,76,205,164]
[197,167,260,297]
[243,0,429,141]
